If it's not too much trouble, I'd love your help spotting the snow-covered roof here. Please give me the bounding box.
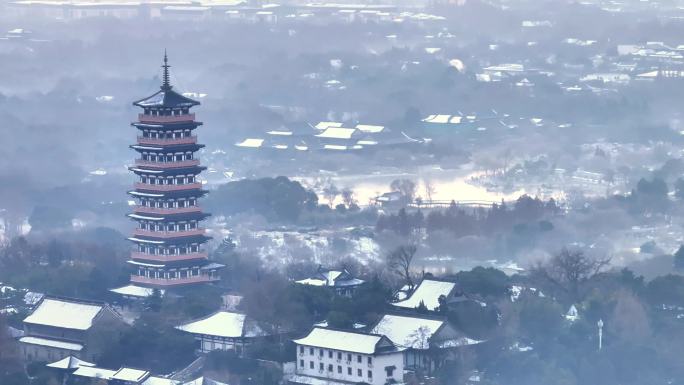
[236,138,264,148]
[286,374,348,385]
[293,327,386,354]
[24,297,103,330]
[19,336,83,351]
[437,337,484,348]
[73,366,117,380]
[314,121,343,130]
[110,285,165,298]
[371,314,445,350]
[143,377,178,385]
[46,355,95,370]
[112,367,150,382]
[176,311,267,338]
[391,279,456,311]
[143,376,178,385]
[316,127,356,139]
[355,124,384,133]
[295,268,365,288]
[181,377,229,385]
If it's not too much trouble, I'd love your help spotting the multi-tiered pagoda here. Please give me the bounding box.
[113,54,221,296]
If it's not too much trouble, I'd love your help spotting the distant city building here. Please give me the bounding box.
[289,327,404,385]
[295,266,365,297]
[19,296,127,361]
[112,54,222,294]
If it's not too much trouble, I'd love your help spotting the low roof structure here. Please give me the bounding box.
[111,367,150,382]
[391,279,457,311]
[181,377,230,385]
[295,267,364,288]
[72,366,117,380]
[176,311,268,338]
[370,314,447,350]
[46,355,96,370]
[110,284,165,298]
[293,327,395,355]
[24,297,106,330]
[19,336,83,352]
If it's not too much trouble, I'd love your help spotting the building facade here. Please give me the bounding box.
[19,296,127,362]
[124,54,221,289]
[290,327,403,385]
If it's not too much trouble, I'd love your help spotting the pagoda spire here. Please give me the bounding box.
[161,50,172,90]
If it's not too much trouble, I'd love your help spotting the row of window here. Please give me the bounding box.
[137,267,201,279]
[142,108,191,116]
[141,130,193,139]
[299,360,372,379]
[137,221,199,232]
[138,198,198,209]
[137,244,202,255]
[140,152,195,163]
[300,346,373,365]
[139,175,197,186]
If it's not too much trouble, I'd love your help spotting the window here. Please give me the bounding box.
[328,364,333,372]
[309,348,314,355]
[357,355,362,363]
[309,361,314,369]
[368,357,373,365]
[337,352,342,360]
[357,369,362,377]
[347,353,352,362]
[319,363,324,371]
[337,366,342,374]
[299,346,304,354]
[328,350,333,358]
[368,370,373,379]
[385,366,395,377]
[300,360,304,367]
[347,367,352,375]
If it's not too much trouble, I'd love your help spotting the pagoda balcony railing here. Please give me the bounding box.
[138,113,195,124]
[134,205,203,214]
[135,159,200,168]
[130,274,218,286]
[134,182,203,191]
[133,228,205,238]
[131,251,208,262]
[137,136,197,146]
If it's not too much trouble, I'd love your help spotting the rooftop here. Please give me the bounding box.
[46,355,95,370]
[133,53,200,109]
[293,327,390,354]
[391,279,456,311]
[371,314,445,350]
[19,336,83,351]
[176,310,268,338]
[23,297,104,330]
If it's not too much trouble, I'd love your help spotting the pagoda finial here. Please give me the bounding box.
[161,50,172,90]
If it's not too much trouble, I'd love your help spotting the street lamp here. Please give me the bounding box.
[597,319,604,351]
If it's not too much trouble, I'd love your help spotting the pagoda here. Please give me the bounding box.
[114,53,221,294]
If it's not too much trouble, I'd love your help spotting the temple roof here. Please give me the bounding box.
[133,53,200,109]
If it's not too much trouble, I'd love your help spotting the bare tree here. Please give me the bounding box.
[390,179,417,204]
[341,188,357,208]
[531,248,611,301]
[323,181,340,208]
[423,179,435,204]
[388,244,418,290]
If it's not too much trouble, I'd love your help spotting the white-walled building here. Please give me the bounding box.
[289,327,403,385]
[371,313,482,372]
